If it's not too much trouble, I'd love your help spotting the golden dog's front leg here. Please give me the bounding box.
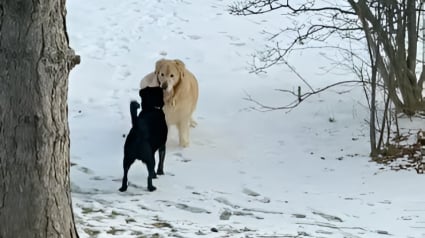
[177,119,190,147]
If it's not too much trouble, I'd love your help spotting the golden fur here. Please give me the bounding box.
[140,59,199,147]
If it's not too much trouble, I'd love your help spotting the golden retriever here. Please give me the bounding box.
[140,59,199,147]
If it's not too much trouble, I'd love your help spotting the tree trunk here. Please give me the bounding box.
[350,0,425,116]
[0,1,80,237]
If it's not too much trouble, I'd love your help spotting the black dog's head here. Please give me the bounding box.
[139,87,164,110]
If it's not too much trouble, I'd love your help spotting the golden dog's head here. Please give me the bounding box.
[155,59,185,93]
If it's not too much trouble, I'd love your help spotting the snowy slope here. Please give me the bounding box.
[67,0,425,237]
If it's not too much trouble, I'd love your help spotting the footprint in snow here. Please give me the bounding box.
[159,200,211,214]
[173,152,191,162]
[226,35,240,41]
[242,207,283,215]
[115,64,131,80]
[164,172,175,176]
[173,152,182,157]
[378,200,392,205]
[127,182,144,190]
[214,197,240,209]
[242,189,271,203]
[188,35,201,40]
[293,213,307,219]
[90,176,105,181]
[243,188,260,197]
[230,42,246,47]
[77,166,94,175]
[312,210,343,223]
[110,89,120,99]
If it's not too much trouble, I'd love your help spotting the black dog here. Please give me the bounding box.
[119,87,168,192]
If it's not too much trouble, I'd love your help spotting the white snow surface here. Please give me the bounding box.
[67,0,425,237]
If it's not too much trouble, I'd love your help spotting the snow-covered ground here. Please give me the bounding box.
[67,0,425,237]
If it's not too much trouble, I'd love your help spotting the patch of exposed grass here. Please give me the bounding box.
[106,227,126,235]
[108,210,124,218]
[83,228,100,236]
[151,222,173,229]
[81,207,104,214]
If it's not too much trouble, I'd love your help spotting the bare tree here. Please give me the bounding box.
[349,0,424,115]
[230,0,425,157]
[0,0,80,237]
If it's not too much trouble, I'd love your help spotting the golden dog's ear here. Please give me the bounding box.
[174,59,185,78]
[155,59,166,75]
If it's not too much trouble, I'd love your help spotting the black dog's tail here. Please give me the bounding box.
[130,101,140,128]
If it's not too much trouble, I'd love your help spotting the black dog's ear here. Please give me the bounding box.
[139,89,145,98]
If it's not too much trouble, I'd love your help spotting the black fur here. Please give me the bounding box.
[119,87,168,192]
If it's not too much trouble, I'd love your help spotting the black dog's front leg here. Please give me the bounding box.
[157,144,166,175]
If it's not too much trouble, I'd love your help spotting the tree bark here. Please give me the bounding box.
[0,0,80,237]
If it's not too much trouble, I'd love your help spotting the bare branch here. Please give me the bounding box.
[245,80,365,111]
[229,0,357,16]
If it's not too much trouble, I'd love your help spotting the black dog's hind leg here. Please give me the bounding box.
[157,144,166,175]
[119,156,135,192]
[145,153,157,192]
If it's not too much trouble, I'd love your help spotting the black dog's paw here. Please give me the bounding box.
[157,169,164,175]
[119,186,128,192]
[148,185,157,192]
